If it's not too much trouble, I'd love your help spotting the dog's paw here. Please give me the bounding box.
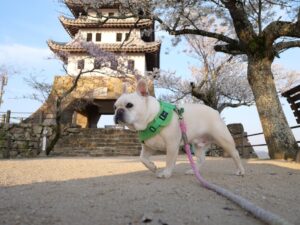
[185,169,194,175]
[147,162,157,173]
[141,160,157,173]
[235,169,245,176]
[156,170,172,179]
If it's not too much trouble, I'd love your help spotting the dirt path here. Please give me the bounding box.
[0,156,299,225]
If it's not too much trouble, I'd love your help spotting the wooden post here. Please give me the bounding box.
[72,111,77,126]
[42,128,48,152]
[3,135,10,159]
[241,132,251,159]
[5,110,11,124]
[39,112,44,124]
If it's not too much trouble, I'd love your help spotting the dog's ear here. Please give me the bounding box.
[136,79,149,97]
[122,82,128,94]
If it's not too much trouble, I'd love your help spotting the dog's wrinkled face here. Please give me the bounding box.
[114,92,147,130]
[114,79,150,130]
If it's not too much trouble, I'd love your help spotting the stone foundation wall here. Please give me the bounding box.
[1,123,256,159]
[0,123,56,158]
[0,124,141,158]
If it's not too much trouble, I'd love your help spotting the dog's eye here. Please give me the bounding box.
[113,105,117,111]
[126,103,133,109]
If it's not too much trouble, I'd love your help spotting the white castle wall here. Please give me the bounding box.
[67,53,146,76]
[78,28,141,43]
[87,8,119,18]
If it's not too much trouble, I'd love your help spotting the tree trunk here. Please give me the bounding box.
[247,57,299,160]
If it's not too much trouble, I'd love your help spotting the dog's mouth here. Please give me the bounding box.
[114,115,124,125]
[114,108,126,124]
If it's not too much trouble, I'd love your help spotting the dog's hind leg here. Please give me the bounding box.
[140,145,157,173]
[212,125,245,176]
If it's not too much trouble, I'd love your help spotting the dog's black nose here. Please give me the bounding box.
[116,108,125,115]
[114,108,125,124]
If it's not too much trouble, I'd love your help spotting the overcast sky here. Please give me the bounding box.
[0,0,299,151]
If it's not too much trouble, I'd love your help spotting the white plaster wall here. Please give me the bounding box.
[67,53,146,76]
[79,28,140,43]
[87,8,119,18]
[99,9,119,16]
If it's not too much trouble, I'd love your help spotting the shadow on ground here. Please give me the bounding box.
[0,157,299,225]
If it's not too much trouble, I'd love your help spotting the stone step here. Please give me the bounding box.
[53,128,141,156]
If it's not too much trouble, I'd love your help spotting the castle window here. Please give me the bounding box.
[96,33,102,42]
[108,12,115,17]
[77,59,85,69]
[127,60,135,71]
[87,33,92,42]
[94,58,102,69]
[125,33,130,41]
[116,33,122,42]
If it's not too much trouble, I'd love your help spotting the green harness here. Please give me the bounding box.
[138,101,181,142]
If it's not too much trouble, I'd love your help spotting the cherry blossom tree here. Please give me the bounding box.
[85,0,300,160]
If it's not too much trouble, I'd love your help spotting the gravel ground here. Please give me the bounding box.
[0,156,299,225]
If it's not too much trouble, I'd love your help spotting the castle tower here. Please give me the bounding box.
[28,0,160,128]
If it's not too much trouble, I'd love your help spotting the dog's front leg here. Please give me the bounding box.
[156,143,179,179]
[140,145,157,173]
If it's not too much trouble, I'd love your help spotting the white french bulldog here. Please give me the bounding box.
[114,79,245,178]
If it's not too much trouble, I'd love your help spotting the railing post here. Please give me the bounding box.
[72,111,77,126]
[1,114,5,124]
[41,128,48,153]
[241,131,245,158]
[5,110,11,124]
[39,112,44,124]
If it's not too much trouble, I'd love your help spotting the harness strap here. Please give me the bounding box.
[138,101,176,142]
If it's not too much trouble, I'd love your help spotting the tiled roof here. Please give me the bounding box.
[47,39,161,55]
[65,0,119,18]
[60,16,153,37]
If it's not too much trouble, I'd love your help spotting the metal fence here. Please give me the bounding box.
[0,110,55,124]
[233,125,300,147]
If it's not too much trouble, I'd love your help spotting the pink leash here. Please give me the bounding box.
[179,120,293,225]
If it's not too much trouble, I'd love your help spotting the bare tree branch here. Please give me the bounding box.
[274,40,300,53]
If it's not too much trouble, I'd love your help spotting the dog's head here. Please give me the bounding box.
[114,79,152,130]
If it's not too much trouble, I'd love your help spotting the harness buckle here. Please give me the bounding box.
[159,111,168,121]
[149,126,156,132]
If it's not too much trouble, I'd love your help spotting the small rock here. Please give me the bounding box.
[223,207,234,211]
[269,173,277,176]
[141,214,152,223]
[158,219,168,225]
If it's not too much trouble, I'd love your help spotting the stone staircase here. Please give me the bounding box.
[52,128,141,156]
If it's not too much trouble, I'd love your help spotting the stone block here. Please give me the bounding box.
[33,125,43,135]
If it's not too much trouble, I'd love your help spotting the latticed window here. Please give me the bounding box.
[94,58,102,69]
[77,59,85,69]
[87,33,92,42]
[116,33,122,42]
[127,60,135,71]
[96,33,101,42]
